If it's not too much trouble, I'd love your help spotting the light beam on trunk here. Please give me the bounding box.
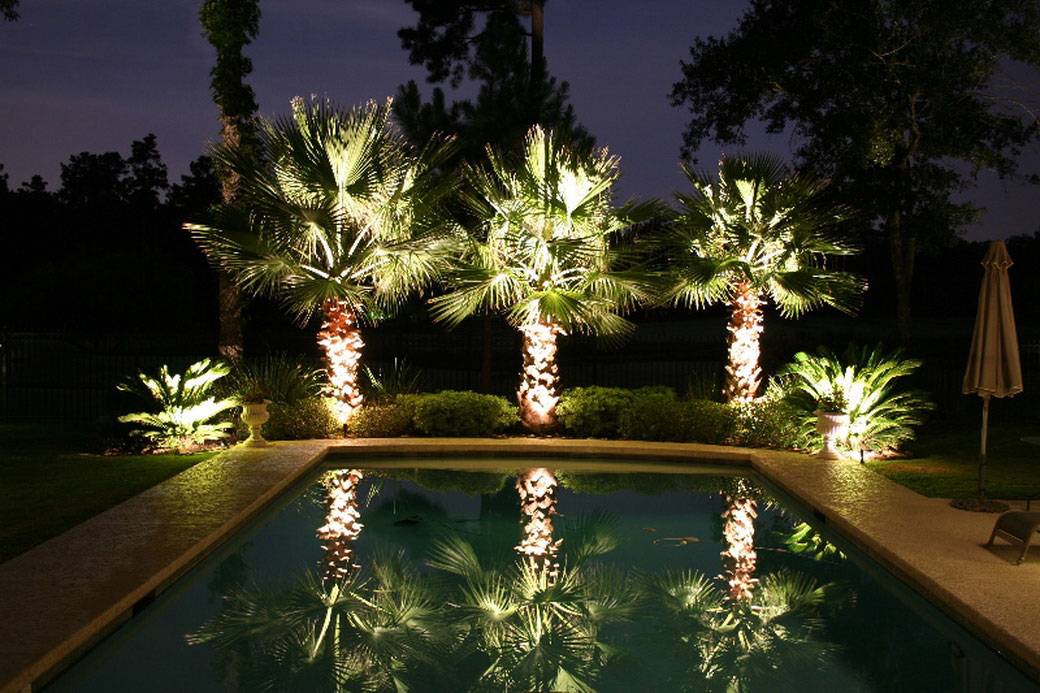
[518,320,561,433]
[318,298,364,427]
[724,282,764,403]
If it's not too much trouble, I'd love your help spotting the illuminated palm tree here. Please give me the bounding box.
[430,126,652,432]
[190,98,457,426]
[660,154,864,402]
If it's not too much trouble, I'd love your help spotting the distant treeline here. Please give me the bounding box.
[1,136,1038,342]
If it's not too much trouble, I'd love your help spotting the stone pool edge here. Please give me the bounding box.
[0,438,1037,690]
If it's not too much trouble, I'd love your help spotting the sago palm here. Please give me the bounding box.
[660,154,864,402]
[430,126,652,432]
[190,98,457,426]
[781,345,934,455]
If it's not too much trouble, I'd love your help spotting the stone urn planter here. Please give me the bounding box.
[240,400,272,448]
[815,410,849,460]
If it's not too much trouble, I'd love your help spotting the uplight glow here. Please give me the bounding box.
[724,284,764,403]
[318,298,365,426]
[518,320,561,432]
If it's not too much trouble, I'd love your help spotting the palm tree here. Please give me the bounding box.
[430,126,651,432]
[660,154,864,402]
[190,98,457,426]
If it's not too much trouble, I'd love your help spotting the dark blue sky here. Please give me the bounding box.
[2,0,1038,239]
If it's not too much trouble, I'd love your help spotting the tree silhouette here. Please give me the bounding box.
[199,0,261,361]
[671,0,1040,340]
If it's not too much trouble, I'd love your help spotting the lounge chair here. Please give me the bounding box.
[986,511,1040,565]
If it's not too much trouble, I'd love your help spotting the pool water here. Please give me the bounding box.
[50,459,1036,692]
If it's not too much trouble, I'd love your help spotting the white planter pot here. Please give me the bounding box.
[815,411,849,460]
[241,400,272,448]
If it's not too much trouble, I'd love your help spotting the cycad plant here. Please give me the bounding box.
[660,154,864,402]
[780,345,934,456]
[117,358,238,452]
[190,98,457,427]
[430,126,651,432]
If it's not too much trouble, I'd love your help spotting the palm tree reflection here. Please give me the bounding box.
[316,469,365,583]
[515,467,563,582]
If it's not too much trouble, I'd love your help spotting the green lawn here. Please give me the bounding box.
[867,420,1040,500]
[0,424,213,563]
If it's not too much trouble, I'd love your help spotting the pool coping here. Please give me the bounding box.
[0,437,1038,691]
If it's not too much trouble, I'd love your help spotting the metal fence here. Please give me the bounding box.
[2,324,1038,422]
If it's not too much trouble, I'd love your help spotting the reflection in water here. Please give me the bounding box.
[183,470,873,693]
[315,469,364,582]
[515,467,562,582]
[721,492,758,601]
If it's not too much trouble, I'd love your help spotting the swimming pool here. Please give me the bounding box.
[49,457,1036,692]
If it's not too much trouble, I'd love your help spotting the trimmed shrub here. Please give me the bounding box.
[349,397,418,438]
[412,391,517,437]
[265,397,340,440]
[730,396,807,450]
[618,395,734,444]
[557,386,676,438]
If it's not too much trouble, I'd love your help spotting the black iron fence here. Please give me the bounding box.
[2,321,1038,423]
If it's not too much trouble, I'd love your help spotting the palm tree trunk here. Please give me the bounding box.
[318,298,364,429]
[315,469,364,584]
[724,282,764,403]
[217,115,245,362]
[515,467,561,583]
[518,319,560,433]
[721,494,758,602]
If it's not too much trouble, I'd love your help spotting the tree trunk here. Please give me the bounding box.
[515,467,561,583]
[529,0,544,125]
[318,298,365,429]
[887,210,916,344]
[518,319,560,433]
[315,469,364,584]
[724,282,764,403]
[721,494,758,602]
[217,114,245,361]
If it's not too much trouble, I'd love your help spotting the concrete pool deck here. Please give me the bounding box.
[0,437,1038,691]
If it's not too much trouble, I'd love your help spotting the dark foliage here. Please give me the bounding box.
[671,0,1040,336]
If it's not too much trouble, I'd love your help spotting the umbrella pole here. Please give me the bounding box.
[978,395,990,498]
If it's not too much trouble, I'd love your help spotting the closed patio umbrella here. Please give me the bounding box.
[952,240,1023,512]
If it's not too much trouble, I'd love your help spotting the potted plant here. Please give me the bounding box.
[814,388,849,460]
[240,383,273,448]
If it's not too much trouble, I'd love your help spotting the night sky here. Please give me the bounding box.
[2,0,1038,240]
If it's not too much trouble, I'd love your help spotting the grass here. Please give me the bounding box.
[867,418,1040,500]
[0,424,214,563]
